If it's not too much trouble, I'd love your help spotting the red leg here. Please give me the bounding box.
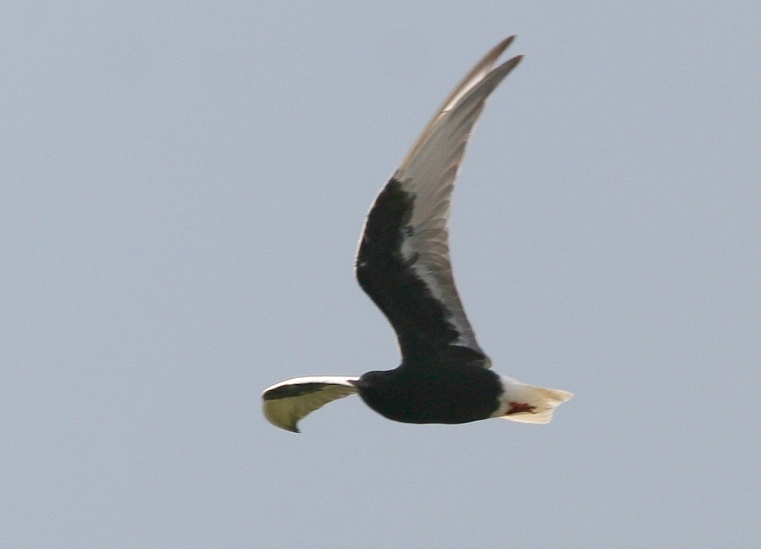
[505,402,536,415]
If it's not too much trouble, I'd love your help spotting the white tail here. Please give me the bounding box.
[492,376,573,424]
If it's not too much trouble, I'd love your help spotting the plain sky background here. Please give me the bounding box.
[3,2,760,548]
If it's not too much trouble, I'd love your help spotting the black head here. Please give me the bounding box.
[351,370,387,391]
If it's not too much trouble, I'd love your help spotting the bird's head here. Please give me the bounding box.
[350,371,385,391]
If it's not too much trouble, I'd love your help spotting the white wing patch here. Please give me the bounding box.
[262,376,359,433]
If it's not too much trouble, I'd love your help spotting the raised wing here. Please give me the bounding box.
[262,376,359,432]
[355,37,521,366]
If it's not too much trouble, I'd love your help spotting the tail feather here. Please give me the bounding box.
[494,376,573,424]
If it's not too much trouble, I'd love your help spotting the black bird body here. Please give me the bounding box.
[355,365,502,425]
[262,37,572,433]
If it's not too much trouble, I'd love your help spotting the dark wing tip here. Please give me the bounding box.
[499,35,516,49]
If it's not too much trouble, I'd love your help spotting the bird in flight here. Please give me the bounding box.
[262,36,572,432]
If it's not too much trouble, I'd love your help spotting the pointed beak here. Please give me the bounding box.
[349,379,367,389]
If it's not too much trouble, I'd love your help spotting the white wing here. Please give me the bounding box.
[356,37,521,363]
[262,376,359,432]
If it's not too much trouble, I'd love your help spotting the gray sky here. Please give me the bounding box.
[3,3,760,548]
